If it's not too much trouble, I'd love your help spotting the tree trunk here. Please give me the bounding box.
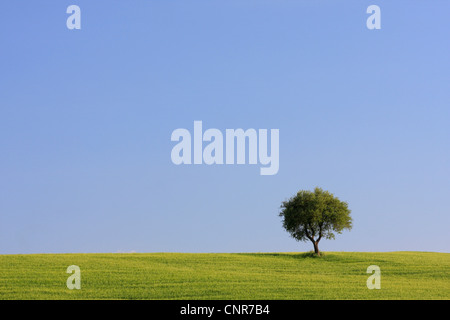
[313,241,320,256]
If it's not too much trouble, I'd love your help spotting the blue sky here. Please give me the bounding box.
[0,1,449,254]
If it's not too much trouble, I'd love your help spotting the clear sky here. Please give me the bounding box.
[1,1,449,254]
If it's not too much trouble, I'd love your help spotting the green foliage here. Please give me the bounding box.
[0,252,449,299]
[279,187,352,253]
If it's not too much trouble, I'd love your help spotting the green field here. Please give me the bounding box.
[0,252,448,300]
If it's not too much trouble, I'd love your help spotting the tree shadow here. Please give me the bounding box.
[238,251,334,260]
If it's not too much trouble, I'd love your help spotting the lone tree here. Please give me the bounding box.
[279,187,352,256]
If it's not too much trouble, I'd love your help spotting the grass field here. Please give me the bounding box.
[0,252,448,299]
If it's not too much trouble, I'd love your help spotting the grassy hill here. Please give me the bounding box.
[0,252,448,299]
